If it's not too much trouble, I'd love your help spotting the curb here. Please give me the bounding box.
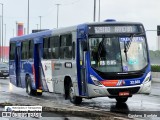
[0,92,131,120]
[0,102,131,120]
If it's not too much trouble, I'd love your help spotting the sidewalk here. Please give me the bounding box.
[151,78,160,96]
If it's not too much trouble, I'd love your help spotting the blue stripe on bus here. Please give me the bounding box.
[77,24,88,96]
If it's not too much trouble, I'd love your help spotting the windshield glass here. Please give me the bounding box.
[0,63,8,69]
[89,35,148,73]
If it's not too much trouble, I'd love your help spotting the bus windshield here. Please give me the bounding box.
[89,35,148,72]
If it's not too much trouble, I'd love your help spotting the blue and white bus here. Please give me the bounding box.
[9,21,151,104]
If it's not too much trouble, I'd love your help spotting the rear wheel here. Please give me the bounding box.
[69,83,82,105]
[115,97,128,103]
[26,77,36,95]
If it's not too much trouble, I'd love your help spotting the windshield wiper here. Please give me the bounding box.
[97,38,105,61]
[124,42,128,61]
[123,34,136,61]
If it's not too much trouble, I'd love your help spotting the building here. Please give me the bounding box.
[0,46,9,62]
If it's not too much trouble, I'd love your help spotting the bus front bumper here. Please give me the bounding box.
[87,81,151,98]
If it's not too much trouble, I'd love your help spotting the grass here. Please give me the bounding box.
[151,65,160,72]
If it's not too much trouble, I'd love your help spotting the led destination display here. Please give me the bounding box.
[88,25,141,34]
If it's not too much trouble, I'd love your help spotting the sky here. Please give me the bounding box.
[0,0,160,50]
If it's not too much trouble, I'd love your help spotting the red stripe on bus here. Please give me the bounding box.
[100,80,119,87]
[32,64,36,83]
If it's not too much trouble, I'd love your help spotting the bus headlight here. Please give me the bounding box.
[144,77,150,84]
[90,75,102,86]
[143,72,151,84]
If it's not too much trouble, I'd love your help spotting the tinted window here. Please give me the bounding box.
[0,63,8,69]
[9,42,16,60]
[50,36,59,59]
[60,34,72,59]
[29,40,34,59]
[72,42,75,59]
[21,41,29,59]
[43,37,49,59]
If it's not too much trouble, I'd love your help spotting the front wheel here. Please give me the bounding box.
[69,83,82,105]
[115,97,128,103]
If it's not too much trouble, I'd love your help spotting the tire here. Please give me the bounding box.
[64,88,69,100]
[26,77,36,95]
[69,83,82,105]
[116,97,128,103]
[37,92,42,96]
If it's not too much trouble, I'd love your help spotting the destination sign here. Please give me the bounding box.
[88,25,139,34]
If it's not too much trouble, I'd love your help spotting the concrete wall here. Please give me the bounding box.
[151,72,160,82]
[152,72,160,78]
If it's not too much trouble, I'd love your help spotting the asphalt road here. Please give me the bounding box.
[0,78,160,120]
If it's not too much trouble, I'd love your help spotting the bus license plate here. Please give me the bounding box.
[119,91,129,96]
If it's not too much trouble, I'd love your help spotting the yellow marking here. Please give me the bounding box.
[37,89,42,93]
[80,60,83,65]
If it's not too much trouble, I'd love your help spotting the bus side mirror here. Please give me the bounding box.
[82,41,88,51]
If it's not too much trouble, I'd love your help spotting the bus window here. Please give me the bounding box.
[29,40,34,59]
[72,42,75,59]
[50,36,59,59]
[60,34,72,59]
[43,37,49,59]
[21,41,29,60]
[9,42,16,60]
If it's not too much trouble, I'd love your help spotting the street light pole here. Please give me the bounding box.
[27,0,29,34]
[93,0,96,22]
[4,24,6,45]
[4,24,6,61]
[39,16,42,30]
[0,16,1,62]
[36,24,39,30]
[16,21,18,36]
[56,4,60,28]
[98,0,100,22]
[0,3,4,62]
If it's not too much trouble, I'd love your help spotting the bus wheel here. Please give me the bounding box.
[115,97,128,103]
[69,83,82,105]
[37,92,42,96]
[26,77,36,95]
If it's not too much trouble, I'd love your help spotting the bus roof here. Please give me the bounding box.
[87,21,143,26]
[10,29,53,42]
[10,21,143,42]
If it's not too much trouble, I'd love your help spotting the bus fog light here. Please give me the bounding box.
[90,75,102,86]
[143,72,151,84]
[94,89,100,94]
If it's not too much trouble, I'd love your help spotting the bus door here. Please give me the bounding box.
[78,40,88,96]
[15,45,21,87]
[34,41,48,92]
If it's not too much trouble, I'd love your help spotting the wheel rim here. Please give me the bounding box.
[27,82,31,94]
[69,87,75,102]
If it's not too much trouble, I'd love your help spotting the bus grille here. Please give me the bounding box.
[107,87,140,96]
